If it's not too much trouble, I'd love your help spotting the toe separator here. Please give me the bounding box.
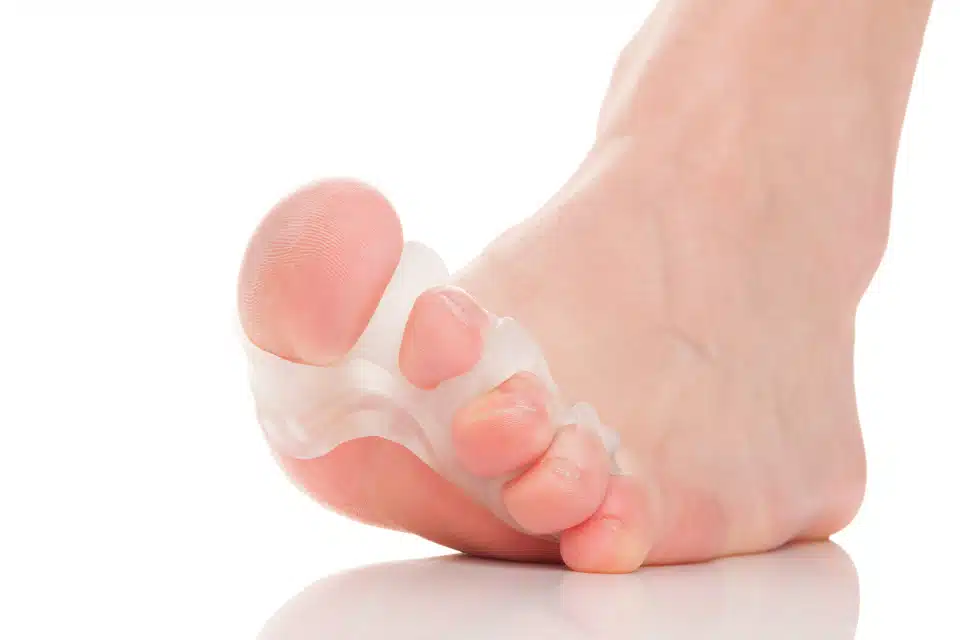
[241,241,623,534]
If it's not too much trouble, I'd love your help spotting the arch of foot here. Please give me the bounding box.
[242,241,622,534]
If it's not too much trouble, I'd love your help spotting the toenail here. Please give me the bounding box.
[547,456,582,482]
[436,286,489,330]
[466,389,540,424]
[597,515,624,532]
[488,400,540,422]
[608,524,646,570]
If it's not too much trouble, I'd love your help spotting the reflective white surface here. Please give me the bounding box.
[261,543,858,639]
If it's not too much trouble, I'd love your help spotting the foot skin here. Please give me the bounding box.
[238,7,904,572]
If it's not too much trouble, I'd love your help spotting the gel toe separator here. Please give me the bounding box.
[242,241,622,534]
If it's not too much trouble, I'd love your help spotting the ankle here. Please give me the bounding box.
[605,0,931,153]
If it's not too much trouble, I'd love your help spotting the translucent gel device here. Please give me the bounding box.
[242,242,622,534]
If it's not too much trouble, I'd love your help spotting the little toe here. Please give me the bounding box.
[399,286,490,390]
[451,372,555,478]
[502,423,610,535]
[560,473,658,574]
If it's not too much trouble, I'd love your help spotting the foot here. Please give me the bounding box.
[237,5,901,572]
[239,179,652,572]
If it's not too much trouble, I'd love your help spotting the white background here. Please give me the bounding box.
[1,2,958,638]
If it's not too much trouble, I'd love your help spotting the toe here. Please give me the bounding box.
[502,423,610,535]
[399,286,490,390]
[238,179,403,365]
[560,473,657,573]
[451,372,555,478]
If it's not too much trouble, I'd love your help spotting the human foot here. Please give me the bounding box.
[239,180,653,573]
[236,154,857,572]
[238,0,929,572]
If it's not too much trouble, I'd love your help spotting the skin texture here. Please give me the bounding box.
[237,0,933,572]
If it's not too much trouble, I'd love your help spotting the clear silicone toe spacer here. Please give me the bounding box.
[241,241,623,534]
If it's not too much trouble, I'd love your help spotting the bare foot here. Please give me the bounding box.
[239,1,930,572]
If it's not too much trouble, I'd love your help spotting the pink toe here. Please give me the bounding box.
[399,286,489,390]
[452,372,555,478]
[502,423,610,535]
[560,474,656,573]
[238,179,403,366]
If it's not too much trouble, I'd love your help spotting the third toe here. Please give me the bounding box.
[451,372,555,478]
[502,423,611,535]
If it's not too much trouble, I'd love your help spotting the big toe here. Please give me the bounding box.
[238,179,403,364]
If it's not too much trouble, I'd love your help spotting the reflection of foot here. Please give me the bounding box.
[258,542,859,639]
[238,4,900,572]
